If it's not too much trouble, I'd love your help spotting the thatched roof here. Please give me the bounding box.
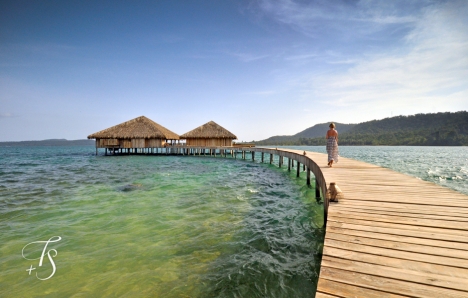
[87,116,180,140]
[180,121,237,139]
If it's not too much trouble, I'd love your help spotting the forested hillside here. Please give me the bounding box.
[255,122,356,145]
[255,111,468,146]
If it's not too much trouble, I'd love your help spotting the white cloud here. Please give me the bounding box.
[254,0,422,37]
[283,1,468,122]
[0,112,16,118]
[242,90,276,96]
[226,51,270,62]
[285,53,317,61]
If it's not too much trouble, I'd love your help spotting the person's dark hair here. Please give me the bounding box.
[329,123,335,128]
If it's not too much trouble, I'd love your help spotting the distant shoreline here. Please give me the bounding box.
[0,139,95,147]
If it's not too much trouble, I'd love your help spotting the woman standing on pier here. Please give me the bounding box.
[326,123,339,167]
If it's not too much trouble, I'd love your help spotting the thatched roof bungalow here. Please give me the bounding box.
[88,116,179,149]
[181,121,237,146]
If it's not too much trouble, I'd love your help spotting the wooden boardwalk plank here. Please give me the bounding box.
[327,220,468,243]
[333,205,468,224]
[329,216,468,238]
[319,266,468,298]
[325,232,468,260]
[316,278,407,298]
[324,238,468,269]
[326,225,468,251]
[330,211,468,231]
[336,200,468,216]
[321,256,468,292]
[322,246,468,279]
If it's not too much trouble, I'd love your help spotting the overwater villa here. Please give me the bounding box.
[181,121,237,147]
[87,116,180,155]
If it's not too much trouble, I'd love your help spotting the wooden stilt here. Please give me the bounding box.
[315,178,320,199]
[252,151,254,161]
[261,152,264,163]
[288,158,291,171]
[270,153,273,164]
[307,167,311,185]
[297,162,300,177]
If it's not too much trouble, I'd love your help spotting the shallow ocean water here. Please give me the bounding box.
[0,146,323,297]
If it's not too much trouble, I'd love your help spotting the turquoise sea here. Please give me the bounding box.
[1,145,467,297]
[0,146,323,298]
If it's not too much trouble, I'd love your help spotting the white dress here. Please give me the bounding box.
[326,134,339,163]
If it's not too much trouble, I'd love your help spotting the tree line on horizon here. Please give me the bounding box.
[254,111,468,146]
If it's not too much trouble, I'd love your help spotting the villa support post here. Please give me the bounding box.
[297,162,300,177]
[307,168,311,185]
[279,156,282,168]
[288,158,291,171]
[252,151,254,161]
[303,164,306,171]
[315,179,321,199]
[261,152,264,163]
[270,153,273,164]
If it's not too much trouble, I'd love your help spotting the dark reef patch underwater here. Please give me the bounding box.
[0,146,324,297]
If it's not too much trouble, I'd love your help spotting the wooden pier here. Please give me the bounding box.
[302,150,468,298]
[99,146,468,297]
[261,148,468,298]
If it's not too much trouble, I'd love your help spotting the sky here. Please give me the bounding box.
[1,0,467,142]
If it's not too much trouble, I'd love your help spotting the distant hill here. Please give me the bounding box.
[254,111,468,146]
[255,122,356,145]
[0,139,95,147]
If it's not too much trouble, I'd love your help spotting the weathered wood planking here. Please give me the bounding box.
[271,149,468,298]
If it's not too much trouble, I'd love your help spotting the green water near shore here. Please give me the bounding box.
[0,146,324,297]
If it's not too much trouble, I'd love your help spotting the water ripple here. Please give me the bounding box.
[0,146,323,297]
